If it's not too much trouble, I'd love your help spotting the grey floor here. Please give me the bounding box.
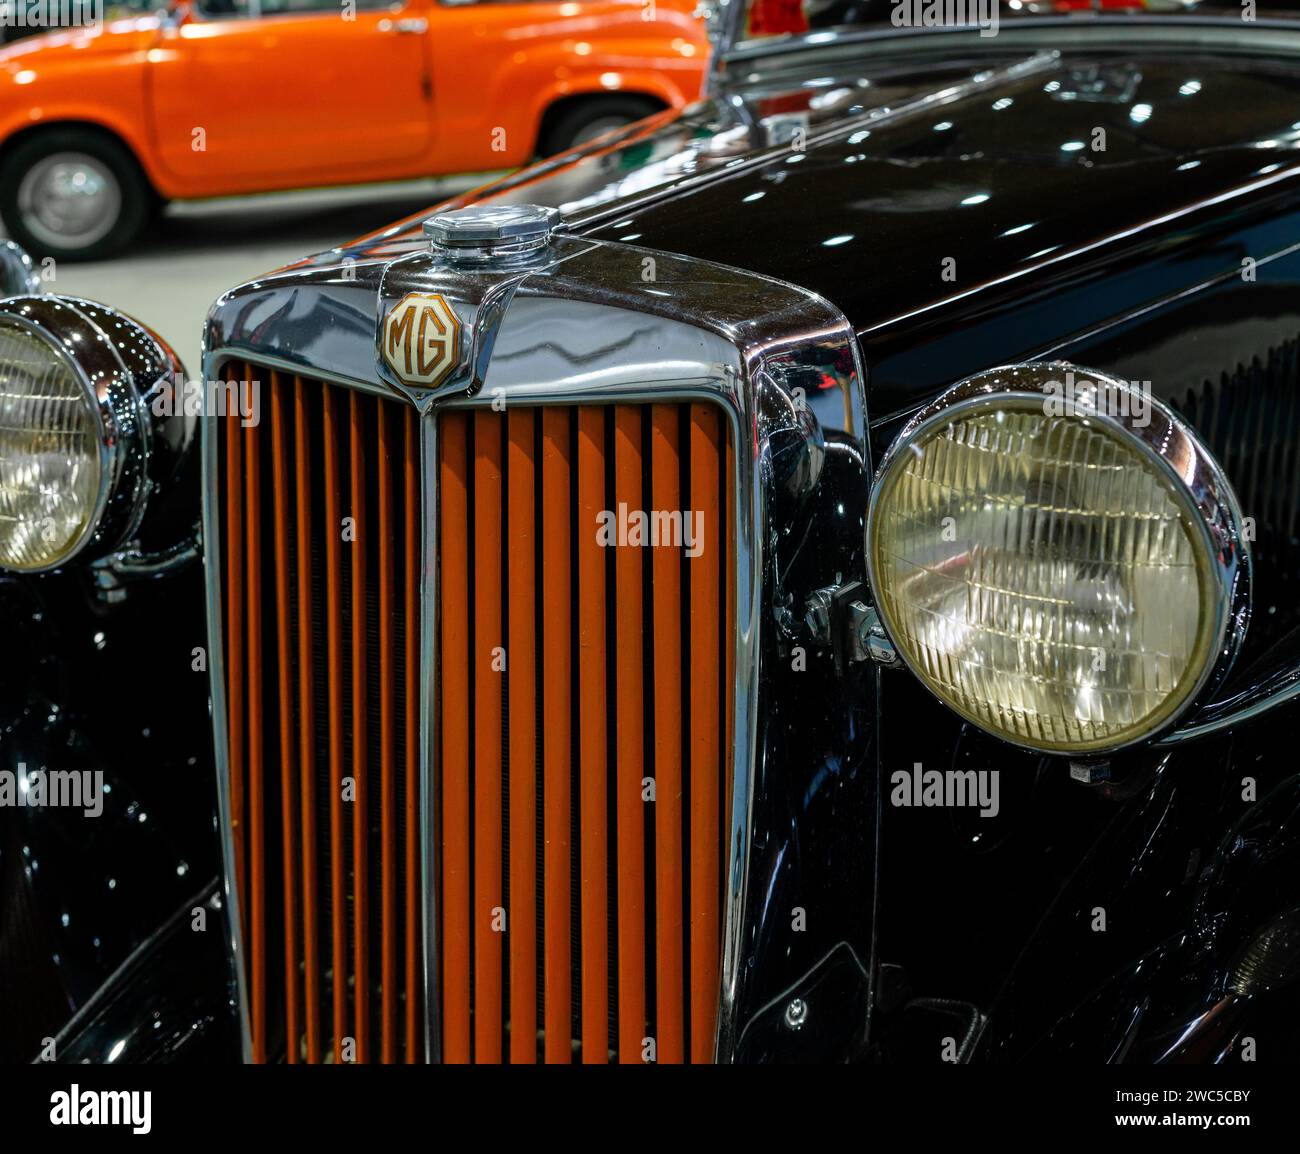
[22,176,491,375]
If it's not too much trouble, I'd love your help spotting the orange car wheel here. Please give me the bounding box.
[0,127,151,262]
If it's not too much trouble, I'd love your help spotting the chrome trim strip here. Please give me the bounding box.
[721,379,757,1063]
[209,345,392,401]
[1158,665,1300,746]
[419,410,441,1064]
[198,351,254,1064]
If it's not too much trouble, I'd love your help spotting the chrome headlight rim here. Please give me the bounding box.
[0,295,151,573]
[865,361,1251,756]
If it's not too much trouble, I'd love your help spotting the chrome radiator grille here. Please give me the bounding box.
[1176,336,1300,665]
[213,364,737,1064]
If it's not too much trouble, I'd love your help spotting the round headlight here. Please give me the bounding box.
[866,363,1249,754]
[0,295,186,575]
[0,323,103,570]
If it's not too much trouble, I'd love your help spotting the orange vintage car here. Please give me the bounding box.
[0,0,707,259]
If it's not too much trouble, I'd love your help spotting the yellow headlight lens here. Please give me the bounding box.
[869,402,1218,752]
[0,323,102,572]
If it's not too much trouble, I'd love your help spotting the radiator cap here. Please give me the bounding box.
[424,203,560,261]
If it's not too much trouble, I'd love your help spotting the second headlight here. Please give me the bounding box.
[0,295,188,574]
[0,321,103,570]
[866,363,1250,754]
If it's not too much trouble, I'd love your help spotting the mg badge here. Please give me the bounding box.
[382,292,460,389]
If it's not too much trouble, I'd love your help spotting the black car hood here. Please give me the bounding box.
[335,23,1300,410]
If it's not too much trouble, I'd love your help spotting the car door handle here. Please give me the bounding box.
[379,17,428,33]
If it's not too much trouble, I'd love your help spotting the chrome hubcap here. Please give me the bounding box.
[17,152,122,250]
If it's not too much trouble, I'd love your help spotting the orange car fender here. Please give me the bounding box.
[0,42,177,197]
[499,46,703,164]
[428,61,692,171]
[529,64,695,126]
[421,2,708,171]
[0,104,171,189]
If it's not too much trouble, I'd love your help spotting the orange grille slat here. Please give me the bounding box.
[576,406,609,1065]
[688,403,722,1063]
[435,400,735,1064]
[650,404,685,1065]
[507,408,538,1064]
[322,384,347,1065]
[270,375,300,1063]
[220,370,421,1065]
[473,410,505,1064]
[349,392,371,1064]
[613,406,646,1063]
[540,408,572,1063]
[293,377,321,1065]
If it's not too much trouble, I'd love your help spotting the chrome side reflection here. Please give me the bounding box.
[0,240,40,298]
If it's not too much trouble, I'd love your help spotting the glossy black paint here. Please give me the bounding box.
[351,24,1300,414]
[983,733,1300,1063]
[0,557,234,1062]
[53,883,241,1065]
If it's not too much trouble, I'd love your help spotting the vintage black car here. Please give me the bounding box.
[3,5,1300,1068]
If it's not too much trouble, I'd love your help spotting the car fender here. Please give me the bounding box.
[983,731,1300,1063]
[0,24,175,197]
[427,10,705,168]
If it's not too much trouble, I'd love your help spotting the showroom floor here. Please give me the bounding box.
[22,176,488,375]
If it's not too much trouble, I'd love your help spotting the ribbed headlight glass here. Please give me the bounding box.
[0,323,102,571]
[869,402,1218,752]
